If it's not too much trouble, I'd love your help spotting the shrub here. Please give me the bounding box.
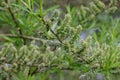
[0,0,120,80]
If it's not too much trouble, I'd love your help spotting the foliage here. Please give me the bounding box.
[0,37,120,79]
[0,0,120,80]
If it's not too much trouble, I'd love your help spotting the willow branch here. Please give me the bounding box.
[0,34,62,46]
[39,15,63,44]
[4,0,26,45]
[0,34,41,41]
[30,64,73,75]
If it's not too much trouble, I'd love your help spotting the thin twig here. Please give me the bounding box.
[39,15,63,44]
[0,34,42,41]
[4,0,26,45]
[30,64,73,75]
[38,16,91,63]
[0,34,62,46]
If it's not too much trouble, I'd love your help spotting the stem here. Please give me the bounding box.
[39,15,63,44]
[0,34,43,42]
[4,0,26,45]
[0,34,62,46]
[30,64,73,75]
